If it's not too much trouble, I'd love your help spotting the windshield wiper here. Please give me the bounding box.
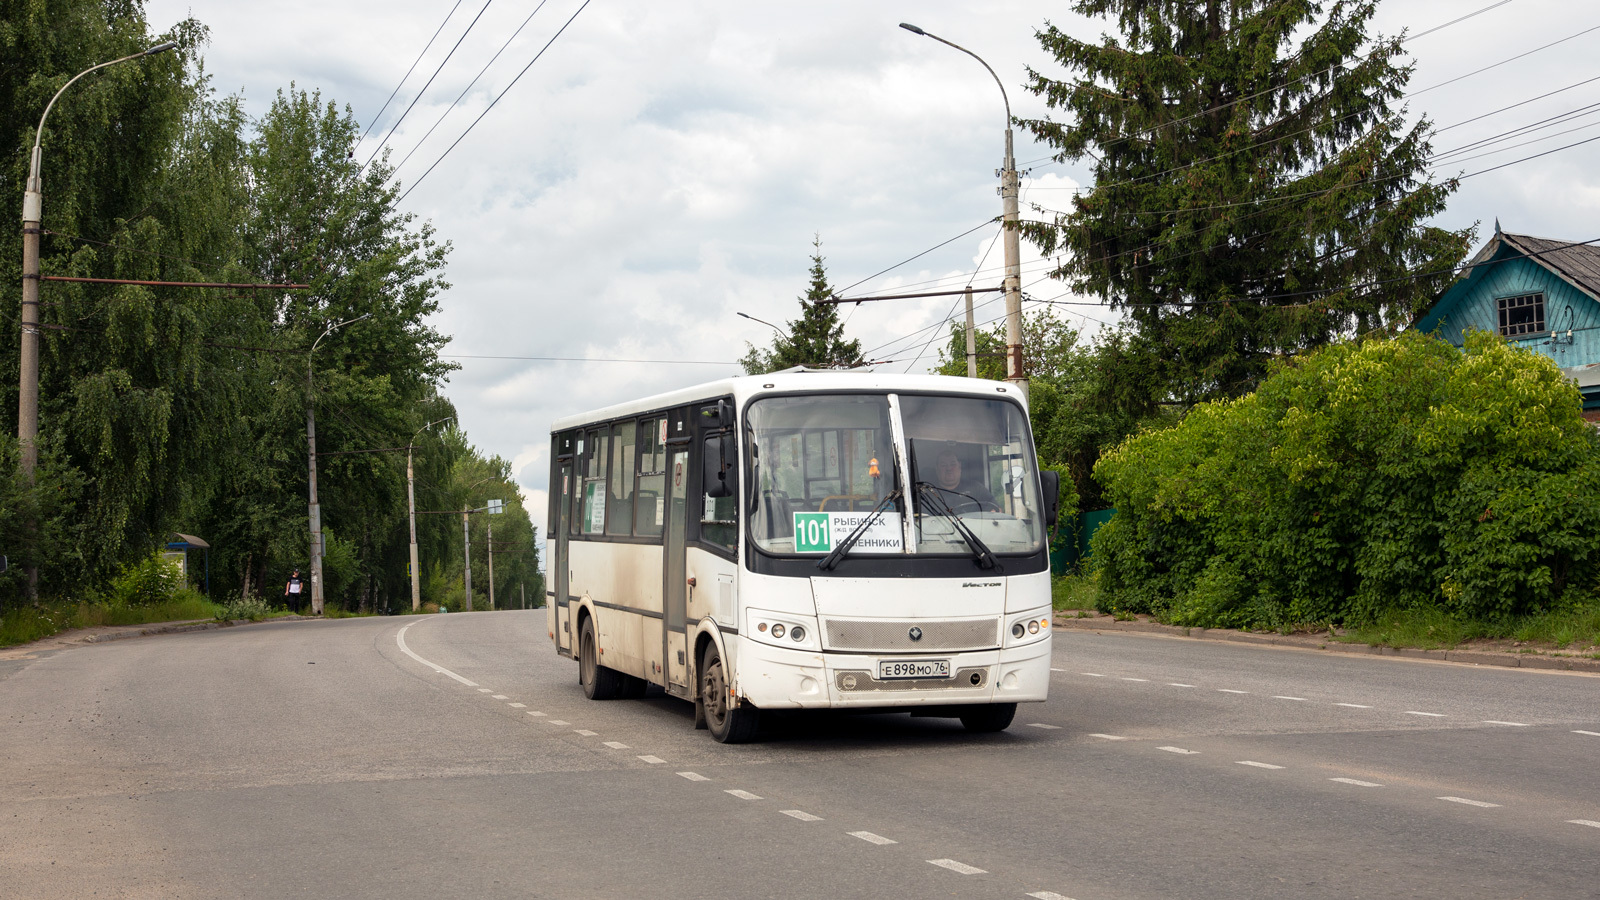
[915,481,998,570]
[817,488,902,571]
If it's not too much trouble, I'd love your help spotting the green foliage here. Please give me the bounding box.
[1052,571,1100,611]
[107,552,185,608]
[1093,331,1600,629]
[217,592,273,622]
[0,593,221,649]
[741,237,863,373]
[1019,0,1472,405]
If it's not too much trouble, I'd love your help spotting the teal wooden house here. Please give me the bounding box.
[1415,226,1600,419]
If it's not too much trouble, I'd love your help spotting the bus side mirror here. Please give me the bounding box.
[1040,470,1061,528]
[703,433,736,498]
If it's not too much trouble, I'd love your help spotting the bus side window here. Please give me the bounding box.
[581,429,608,535]
[635,417,666,538]
[606,421,635,536]
[701,434,738,550]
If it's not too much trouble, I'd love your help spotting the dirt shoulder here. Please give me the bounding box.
[1052,611,1600,674]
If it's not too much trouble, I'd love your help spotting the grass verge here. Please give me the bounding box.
[1052,571,1101,616]
[1333,603,1600,655]
[0,594,224,649]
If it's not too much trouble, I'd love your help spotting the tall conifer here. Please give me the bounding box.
[741,237,863,373]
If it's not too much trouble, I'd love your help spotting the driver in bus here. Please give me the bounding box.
[930,448,998,513]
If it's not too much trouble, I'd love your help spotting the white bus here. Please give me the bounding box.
[546,370,1060,742]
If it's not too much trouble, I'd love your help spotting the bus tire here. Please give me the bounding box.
[579,615,624,700]
[700,642,759,743]
[958,703,1017,733]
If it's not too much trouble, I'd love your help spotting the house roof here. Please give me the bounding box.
[1496,232,1600,304]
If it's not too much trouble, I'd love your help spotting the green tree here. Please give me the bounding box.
[1019,0,1472,404]
[741,237,863,374]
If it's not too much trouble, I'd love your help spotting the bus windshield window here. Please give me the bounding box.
[747,395,898,554]
[901,395,1043,556]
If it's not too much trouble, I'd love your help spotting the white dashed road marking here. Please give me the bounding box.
[725,789,762,800]
[1330,778,1383,787]
[1082,673,1105,677]
[574,729,597,736]
[1574,730,1600,737]
[848,831,897,845]
[780,809,823,821]
[1335,703,1373,708]
[1121,677,1149,682]
[394,622,479,687]
[1237,761,1284,769]
[1273,696,1307,701]
[1569,819,1600,828]
[638,755,666,764]
[1405,711,1446,717]
[1218,689,1248,694]
[1027,892,1076,900]
[491,694,509,700]
[1167,683,1194,687]
[1088,734,1128,741]
[508,703,525,708]
[1157,746,1199,755]
[1028,723,1062,730]
[1438,796,1500,808]
[678,772,710,782]
[1482,720,1528,726]
[1050,667,1066,672]
[548,720,569,726]
[526,711,546,717]
[477,689,492,693]
[603,741,630,749]
[927,859,987,875]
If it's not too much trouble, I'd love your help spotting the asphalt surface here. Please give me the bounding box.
[2,611,1597,900]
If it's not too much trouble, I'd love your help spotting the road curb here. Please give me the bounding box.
[1052,614,1600,673]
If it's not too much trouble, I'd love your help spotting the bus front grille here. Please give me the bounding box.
[822,618,999,652]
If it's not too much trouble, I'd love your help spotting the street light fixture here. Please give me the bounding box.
[899,23,1026,393]
[737,311,786,338]
[16,39,178,599]
[407,415,455,611]
[305,312,370,615]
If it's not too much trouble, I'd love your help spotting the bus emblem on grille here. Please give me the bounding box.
[908,627,923,642]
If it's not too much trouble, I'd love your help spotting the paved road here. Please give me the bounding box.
[2,611,1597,899]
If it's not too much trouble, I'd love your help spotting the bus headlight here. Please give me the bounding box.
[771,623,786,639]
[746,609,820,651]
[1006,610,1052,647]
[1012,622,1026,639]
[790,625,806,642]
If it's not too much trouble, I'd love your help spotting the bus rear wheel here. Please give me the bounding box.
[579,616,625,700]
[700,642,759,743]
[958,702,1017,733]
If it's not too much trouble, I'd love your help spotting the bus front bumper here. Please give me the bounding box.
[733,634,1050,710]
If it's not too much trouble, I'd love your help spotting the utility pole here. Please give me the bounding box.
[964,286,977,378]
[17,41,178,600]
[305,314,369,616]
[900,23,1025,392]
[407,416,454,611]
[486,520,495,611]
[462,506,473,611]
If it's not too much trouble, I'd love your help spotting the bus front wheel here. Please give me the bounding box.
[700,642,759,743]
[579,616,625,700]
[958,703,1017,733]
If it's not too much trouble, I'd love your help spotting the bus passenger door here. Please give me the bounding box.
[554,460,573,654]
[663,449,690,692]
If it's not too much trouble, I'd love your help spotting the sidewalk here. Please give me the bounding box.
[1052,611,1600,673]
[0,615,315,660]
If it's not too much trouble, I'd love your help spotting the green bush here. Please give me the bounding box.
[1093,331,1600,629]
[217,592,273,622]
[107,553,186,608]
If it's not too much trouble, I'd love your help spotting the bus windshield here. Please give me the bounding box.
[747,392,1044,557]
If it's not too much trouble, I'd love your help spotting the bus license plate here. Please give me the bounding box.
[878,659,952,680]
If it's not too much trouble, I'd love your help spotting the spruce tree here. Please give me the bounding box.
[1020,0,1472,402]
[741,237,863,374]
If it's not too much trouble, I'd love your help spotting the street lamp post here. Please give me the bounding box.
[306,312,370,615]
[899,23,1025,393]
[17,39,177,597]
[407,416,455,611]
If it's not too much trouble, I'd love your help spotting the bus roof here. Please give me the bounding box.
[550,370,1023,433]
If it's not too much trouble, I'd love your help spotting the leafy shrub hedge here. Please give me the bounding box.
[107,553,186,608]
[1092,331,1600,628]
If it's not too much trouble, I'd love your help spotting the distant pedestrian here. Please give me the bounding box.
[285,569,304,608]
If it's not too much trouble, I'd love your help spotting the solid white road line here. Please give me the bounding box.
[603,741,630,749]
[1237,761,1285,769]
[1405,711,1446,717]
[677,772,710,782]
[1273,696,1307,701]
[1121,677,1149,682]
[637,755,666,764]
[1088,734,1128,740]
[780,809,823,821]
[395,622,479,687]
[1330,778,1383,787]
[725,789,762,800]
[575,730,598,737]
[1335,703,1373,708]
[1574,730,1600,737]
[491,694,509,700]
[848,831,897,845]
[1167,683,1195,687]
[1028,723,1062,730]
[927,859,987,875]
[508,703,525,708]
[1568,819,1600,828]
[1157,746,1199,754]
[1482,720,1528,726]
[1027,892,1076,900]
[1218,689,1248,694]
[1438,796,1500,808]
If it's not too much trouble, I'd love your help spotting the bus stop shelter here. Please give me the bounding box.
[165,533,211,596]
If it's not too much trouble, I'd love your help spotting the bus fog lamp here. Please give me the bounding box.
[790,625,806,642]
[771,623,785,639]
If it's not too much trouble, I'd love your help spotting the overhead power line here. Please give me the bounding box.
[397,0,593,204]
[357,0,466,150]
[442,353,736,365]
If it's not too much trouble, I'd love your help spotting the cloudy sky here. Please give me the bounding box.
[145,0,1600,536]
